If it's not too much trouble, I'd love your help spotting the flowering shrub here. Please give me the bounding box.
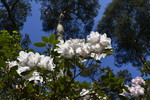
[120,76,145,97]
[7,51,55,84]
[1,31,149,99]
[56,32,112,61]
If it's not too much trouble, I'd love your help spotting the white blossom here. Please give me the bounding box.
[16,66,30,75]
[120,77,145,97]
[90,43,104,53]
[8,51,56,83]
[119,89,129,96]
[131,76,145,85]
[87,31,100,44]
[99,33,111,48]
[56,41,75,58]
[80,89,90,96]
[6,61,18,69]
[56,32,111,59]
[129,85,145,97]
[46,58,56,71]
[28,71,43,84]
[26,52,41,68]
[38,55,50,69]
[91,53,106,60]
[75,43,90,57]
[17,51,55,71]
[80,89,107,100]
[17,51,28,66]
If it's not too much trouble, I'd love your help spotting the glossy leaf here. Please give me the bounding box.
[41,36,49,43]
[34,42,46,47]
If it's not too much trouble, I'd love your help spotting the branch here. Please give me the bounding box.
[1,0,18,30]
[134,37,150,70]
[11,0,19,12]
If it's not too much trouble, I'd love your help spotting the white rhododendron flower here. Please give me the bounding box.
[8,51,56,83]
[80,89,107,100]
[17,51,56,71]
[38,55,51,69]
[99,33,111,48]
[129,85,144,97]
[55,31,112,60]
[26,52,41,68]
[91,53,107,60]
[56,41,75,58]
[28,71,43,84]
[90,43,104,53]
[87,31,100,44]
[6,61,18,69]
[47,58,56,71]
[17,51,28,66]
[131,76,145,85]
[75,44,90,57]
[119,89,129,96]
[80,89,90,96]
[87,32,111,48]
[17,66,30,75]
[120,77,145,97]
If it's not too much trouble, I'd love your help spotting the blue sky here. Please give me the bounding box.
[21,0,143,80]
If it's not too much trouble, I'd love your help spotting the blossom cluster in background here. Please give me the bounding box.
[56,31,111,60]
[80,89,107,100]
[120,76,145,97]
[7,51,56,83]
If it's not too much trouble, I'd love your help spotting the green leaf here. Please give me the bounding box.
[67,69,73,77]
[12,31,18,34]
[9,66,18,74]
[34,42,46,47]
[51,40,60,45]
[46,91,54,95]
[108,72,114,78]
[49,34,55,43]
[21,69,34,76]
[0,58,5,67]
[123,86,130,93]
[96,60,101,63]
[65,60,74,69]
[27,49,35,52]
[75,59,85,70]
[118,78,124,84]
[82,81,90,88]
[27,84,35,93]
[41,36,49,43]
[77,63,85,70]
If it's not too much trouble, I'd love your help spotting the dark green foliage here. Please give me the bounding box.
[94,70,127,100]
[97,0,150,71]
[0,30,23,99]
[21,34,32,50]
[0,0,31,33]
[40,0,100,39]
[0,30,22,60]
[116,69,132,83]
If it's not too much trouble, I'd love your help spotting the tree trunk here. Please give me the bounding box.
[56,13,64,41]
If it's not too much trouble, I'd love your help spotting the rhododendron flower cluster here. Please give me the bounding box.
[17,51,55,71]
[7,51,56,83]
[120,76,145,97]
[131,76,145,85]
[80,89,107,100]
[56,31,111,60]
